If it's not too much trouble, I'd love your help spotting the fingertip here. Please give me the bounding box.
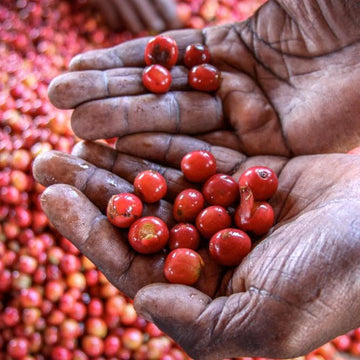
[69,54,83,71]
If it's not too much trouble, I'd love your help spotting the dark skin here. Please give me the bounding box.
[36,1,360,359]
[90,0,182,33]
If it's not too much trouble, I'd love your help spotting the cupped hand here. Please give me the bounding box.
[33,139,360,360]
[90,0,182,33]
[49,0,360,156]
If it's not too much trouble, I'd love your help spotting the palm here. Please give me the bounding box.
[48,0,360,156]
[33,141,360,358]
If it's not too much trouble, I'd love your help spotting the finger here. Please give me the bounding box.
[195,130,242,152]
[40,184,166,298]
[153,0,183,30]
[134,284,266,360]
[71,92,224,140]
[69,28,203,71]
[48,67,189,109]
[71,140,196,201]
[112,0,145,34]
[91,0,121,30]
[115,133,288,178]
[132,0,166,33]
[32,150,174,226]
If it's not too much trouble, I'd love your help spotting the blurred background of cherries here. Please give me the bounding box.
[0,0,359,359]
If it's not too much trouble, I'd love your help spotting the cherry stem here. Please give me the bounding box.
[239,185,254,222]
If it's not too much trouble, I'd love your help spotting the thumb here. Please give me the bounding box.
[133,284,249,360]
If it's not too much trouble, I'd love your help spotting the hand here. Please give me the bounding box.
[33,140,360,360]
[48,0,360,156]
[90,0,182,33]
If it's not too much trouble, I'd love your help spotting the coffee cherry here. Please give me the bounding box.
[202,173,239,207]
[144,35,179,69]
[133,170,167,203]
[164,248,204,285]
[184,43,211,68]
[195,205,232,239]
[142,64,172,93]
[239,166,278,200]
[188,64,221,92]
[234,201,275,235]
[209,228,251,266]
[173,189,205,222]
[128,216,169,254]
[168,223,200,250]
[107,193,143,228]
[181,150,217,183]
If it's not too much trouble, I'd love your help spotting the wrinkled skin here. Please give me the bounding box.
[90,0,182,33]
[38,1,360,359]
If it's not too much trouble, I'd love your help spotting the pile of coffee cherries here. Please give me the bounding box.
[142,35,221,93]
[107,150,277,285]
[1,0,360,359]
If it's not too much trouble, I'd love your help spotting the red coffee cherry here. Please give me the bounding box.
[144,35,179,69]
[188,64,221,92]
[195,205,232,239]
[184,43,211,68]
[181,150,217,183]
[128,216,169,254]
[164,248,204,285]
[238,166,278,200]
[107,193,143,228]
[202,173,239,207]
[234,201,274,235]
[133,170,167,203]
[142,64,172,94]
[173,189,205,222]
[168,223,200,250]
[209,228,251,266]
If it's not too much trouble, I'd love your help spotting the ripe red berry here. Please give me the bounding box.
[209,228,251,266]
[107,193,143,228]
[234,201,275,235]
[188,64,221,92]
[238,166,278,200]
[142,64,172,93]
[144,35,179,69]
[184,43,211,68]
[202,173,239,207]
[181,150,217,183]
[173,188,205,222]
[128,216,169,254]
[164,248,204,285]
[195,205,232,239]
[133,170,167,203]
[168,223,200,250]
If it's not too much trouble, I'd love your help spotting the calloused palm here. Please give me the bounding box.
[48,0,360,156]
[33,140,360,360]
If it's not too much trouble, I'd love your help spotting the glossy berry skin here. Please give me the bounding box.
[188,64,221,92]
[168,223,200,250]
[128,216,169,254]
[239,166,278,200]
[173,189,205,222]
[184,43,211,68]
[107,193,143,228]
[133,170,167,203]
[164,248,204,285]
[142,65,172,94]
[144,35,179,69]
[181,150,217,183]
[202,173,239,207]
[195,205,232,239]
[209,228,252,266]
[234,201,275,235]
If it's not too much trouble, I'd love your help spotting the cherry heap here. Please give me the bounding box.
[107,150,278,286]
[142,35,221,93]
